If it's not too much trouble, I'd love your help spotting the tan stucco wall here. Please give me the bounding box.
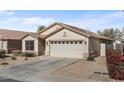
[40,24,61,35]
[22,35,38,55]
[45,28,89,58]
[0,40,8,53]
[0,33,8,53]
[89,37,100,56]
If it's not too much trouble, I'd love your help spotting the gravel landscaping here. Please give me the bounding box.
[0,55,41,69]
[53,57,114,81]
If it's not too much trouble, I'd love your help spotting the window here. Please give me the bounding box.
[62,42,65,44]
[75,41,78,44]
[66,41,69,44]
[50,42,53,44]
[55,41,57,44]
[25,40,34,50]
[70,41,73,44]
[79,41,82,44]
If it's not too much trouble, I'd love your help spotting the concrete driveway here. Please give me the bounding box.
[0,56,83,82]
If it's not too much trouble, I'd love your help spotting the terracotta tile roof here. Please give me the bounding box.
[42,22,113,41]
[0,29,39,40]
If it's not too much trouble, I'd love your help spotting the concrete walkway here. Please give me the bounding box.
[0,56,83,82]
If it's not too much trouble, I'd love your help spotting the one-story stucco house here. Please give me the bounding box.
[39,22,113,58]
[0,22,113,58]
[0,29,43,55]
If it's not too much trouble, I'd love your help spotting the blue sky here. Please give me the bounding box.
[0,10,124,32]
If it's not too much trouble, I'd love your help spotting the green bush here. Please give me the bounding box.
[23,52,36,57]
[11,56,17,60]
[12,50,22,56]
[0,49,6,58]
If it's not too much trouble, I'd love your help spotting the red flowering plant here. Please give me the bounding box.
[106,48,124,80]
[120,55,124,62]
[106,48,121,65]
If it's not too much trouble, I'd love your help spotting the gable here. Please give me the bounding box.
[46,28,88,41]
[40,24,62,36]
[22,35,37,41]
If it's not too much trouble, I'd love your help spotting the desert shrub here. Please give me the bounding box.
[11,56,17,60]
[23,52,36,57]
[0,49,6,58]
[1,62,9,65]
[12,50,22,56]
[24,57,28,60]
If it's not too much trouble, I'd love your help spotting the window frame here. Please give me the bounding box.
[79,41,82,44]
[70,41,73,44]
[25,40,34,51]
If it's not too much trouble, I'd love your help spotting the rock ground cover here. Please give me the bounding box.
[53,57,114,81]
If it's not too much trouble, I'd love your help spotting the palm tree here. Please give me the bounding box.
[37,25,45,33]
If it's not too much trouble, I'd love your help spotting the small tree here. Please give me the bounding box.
[37,25,45,33]
[97,28,122,40]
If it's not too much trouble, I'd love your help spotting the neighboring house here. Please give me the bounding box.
[39,22,113,58]
[0,29,42,55]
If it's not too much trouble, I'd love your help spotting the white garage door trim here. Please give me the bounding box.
[49,41,84,58]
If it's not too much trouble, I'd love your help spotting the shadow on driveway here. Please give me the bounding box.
[0,77,21,82]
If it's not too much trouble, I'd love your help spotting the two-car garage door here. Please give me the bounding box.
[49,41,83,58]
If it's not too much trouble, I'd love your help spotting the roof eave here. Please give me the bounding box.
[43,27,90,39]
[21,34,39,40]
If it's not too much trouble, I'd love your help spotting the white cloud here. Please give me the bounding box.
[67,11,124,31]
[22,17,55,26]
[0,16,55,26]
[0,10,15,16]
[106,11,124,19]
[0,17,21,24]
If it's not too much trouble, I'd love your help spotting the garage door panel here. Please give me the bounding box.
[50,41,83,58]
